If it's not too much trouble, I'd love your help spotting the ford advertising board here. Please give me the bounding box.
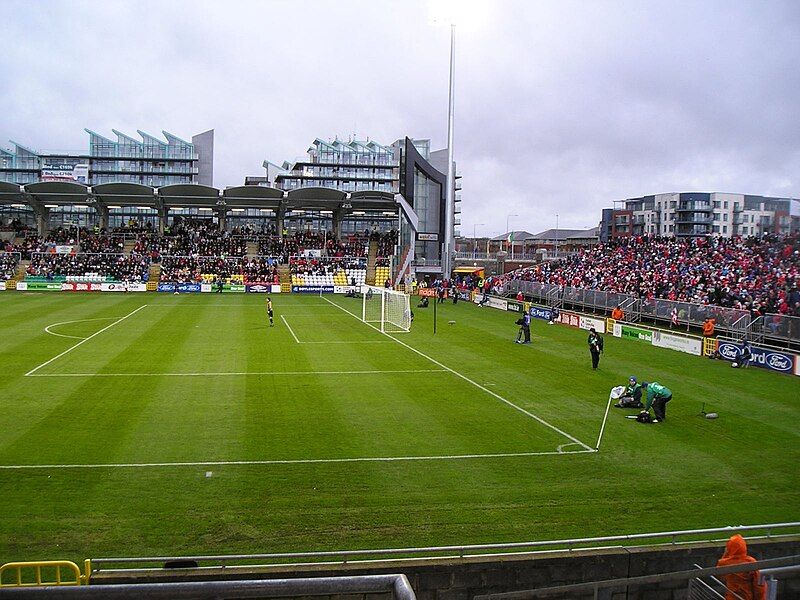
[717,341,796,375]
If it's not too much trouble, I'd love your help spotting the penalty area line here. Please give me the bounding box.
[25,305,148,377]
[26,369,449,378]
[280,314,301,343]
[323,296,596,453]
[0,449,596,470]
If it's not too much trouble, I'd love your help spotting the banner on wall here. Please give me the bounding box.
[0,282,5,291]
[292,285,333,294]
[246,284,270,293]
[333,286,357,294]
[717,341,796,375]
[418,288,441,298]
[61,282,101,292]
[528,306,553,321]
[23,281,61,291]
[579,315,606,334]
[651,330,702,356]
[558,311,581,328]
[612,323,652,343]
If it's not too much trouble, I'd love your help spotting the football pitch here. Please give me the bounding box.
[0,292,798,563]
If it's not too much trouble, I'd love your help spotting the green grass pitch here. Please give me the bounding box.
[0,291,798,563]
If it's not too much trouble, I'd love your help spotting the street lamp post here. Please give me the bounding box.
[472,223,484,257]
[555,213,559,256]
[443,22,456,282]
[506,213,518,259]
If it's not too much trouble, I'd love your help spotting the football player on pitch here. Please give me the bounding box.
[266,296,274,327]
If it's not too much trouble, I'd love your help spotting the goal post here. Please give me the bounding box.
[361,285,412,333]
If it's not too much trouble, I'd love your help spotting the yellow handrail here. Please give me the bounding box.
[0,559,90,587]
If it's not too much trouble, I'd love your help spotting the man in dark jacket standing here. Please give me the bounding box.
[587,327,603,369]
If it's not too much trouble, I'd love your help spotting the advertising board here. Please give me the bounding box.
[579,315,606,334]
[558,311,581,328]
[24,281,62,291]
[54,245,75,255]
[651,331,702,356]
[620,324,652,343]
[528,306,553,321]
[292,286,333,294]
[61,282,101,292]
[0,282,5,291]
[176,283,201,293]
[506,300,523,313]
[418,288,440,298]
[246,284,270,293]
[417,232,439,241]
[333,286,357,294]
[16,282,27,291]
[157,283,176,293]
[485,297,508,311]
[201,283,213,293]
[717,341,796,375]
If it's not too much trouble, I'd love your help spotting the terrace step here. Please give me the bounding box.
[366,240,378,286]
[277,264,292,293]
[246,242,259,259]
[122,240,137,256]
[14,260,29,282]
[148,263,162,285]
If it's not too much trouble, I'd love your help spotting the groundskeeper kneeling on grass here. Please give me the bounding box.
[641,381,673,423]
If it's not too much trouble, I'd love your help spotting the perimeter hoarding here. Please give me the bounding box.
[717,341,797,375]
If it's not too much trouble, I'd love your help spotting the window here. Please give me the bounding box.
[723,201,728,209]
[713,212,720,221]
[734,202,740,211]
[713,201,721,209]
[722,225,727,234]
[713,225,720,233]
[723,213,728,221]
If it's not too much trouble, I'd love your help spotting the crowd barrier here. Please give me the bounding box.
[474,293,800,378]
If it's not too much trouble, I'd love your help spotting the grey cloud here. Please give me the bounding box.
[1,0,797,236]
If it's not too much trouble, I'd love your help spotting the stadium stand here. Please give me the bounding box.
[0,252,19,280]
[290,256,367,287]
[502,234,800,315]
[26,253,151,282]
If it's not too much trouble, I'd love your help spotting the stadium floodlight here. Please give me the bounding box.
[44,204,58,208]
[361,285,412,333]
[11,203,25,208]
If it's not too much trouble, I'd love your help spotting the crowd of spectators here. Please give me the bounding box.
[373,229,397,258]
[502,234,800,316]
[1,252,19,280]
[258,231,327,259]
[159,256,280,284]
[26,253,151,282]
[289,256,367,278]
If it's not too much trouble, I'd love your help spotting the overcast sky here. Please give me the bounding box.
[1,0,798,236]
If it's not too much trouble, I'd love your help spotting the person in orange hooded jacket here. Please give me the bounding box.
[716,534,766,600]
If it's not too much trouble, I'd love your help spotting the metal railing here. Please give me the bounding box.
[86,523,800,575]
[0,574,416,600]
[476,556,800,600]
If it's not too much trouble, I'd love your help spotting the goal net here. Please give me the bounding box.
[361,285,412,333]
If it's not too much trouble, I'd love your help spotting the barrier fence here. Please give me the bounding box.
[506,279,800,346]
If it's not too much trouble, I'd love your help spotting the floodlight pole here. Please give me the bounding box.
[443,22,456,283]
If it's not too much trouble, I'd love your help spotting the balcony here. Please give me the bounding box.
[675,216,712,224]
[677,203,712,211]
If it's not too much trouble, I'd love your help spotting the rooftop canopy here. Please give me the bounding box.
[222,185,284,210]
[24,181,90,207]
[92,183,159,209]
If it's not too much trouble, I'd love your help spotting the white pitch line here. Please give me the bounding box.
[44,317,121,340]
[26,369,448,378]
[323,297,596,453]
[280,314,301,343]
[0,449,595,470]
[298,341,391,345]
[25,306,148,377]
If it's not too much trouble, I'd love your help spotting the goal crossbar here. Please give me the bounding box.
[361,285,412,333]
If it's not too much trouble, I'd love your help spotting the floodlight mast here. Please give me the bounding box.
[443,22,456,282]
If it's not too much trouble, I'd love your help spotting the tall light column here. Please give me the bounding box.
[443,22,456,280]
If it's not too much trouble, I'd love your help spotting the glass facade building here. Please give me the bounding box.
[601,192,798,239]
[0,129,213,187]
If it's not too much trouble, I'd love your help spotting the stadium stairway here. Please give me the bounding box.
[366,240,378,285]
[278,264,292,293]
[122,239,136,255]
[146,263,161,291]
[246,241,259,258]
[5,260,29,290]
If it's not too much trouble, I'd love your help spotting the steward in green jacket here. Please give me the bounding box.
[642,382,673,423]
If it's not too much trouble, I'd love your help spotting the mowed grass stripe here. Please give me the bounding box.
[0,293,798,562]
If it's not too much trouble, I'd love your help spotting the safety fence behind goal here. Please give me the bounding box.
[362,285,412,333]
